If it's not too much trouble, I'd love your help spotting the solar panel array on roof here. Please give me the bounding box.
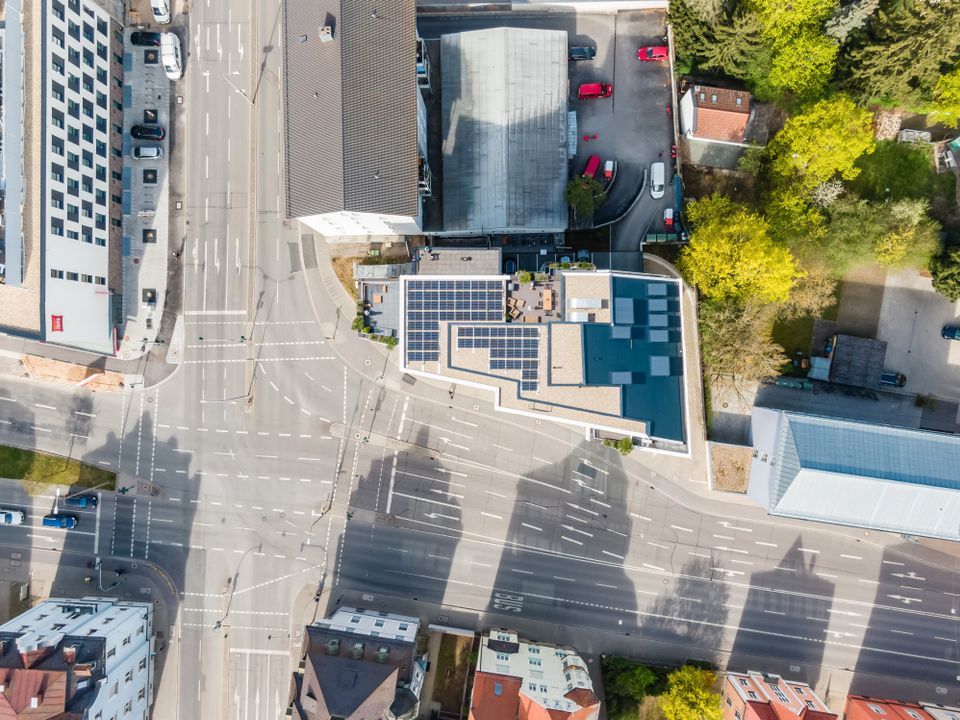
[457,326,540,392]
[404,279,505,363]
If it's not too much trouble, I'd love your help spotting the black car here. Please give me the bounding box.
[943,324,960,341]
[568,46,597,61]
[131,125,165,141]
[130,31,162,47]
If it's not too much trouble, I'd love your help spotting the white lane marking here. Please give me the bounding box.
[450,416,478,427]
[532,456,554,465]
[755,541,779,548]
[256,454,278,459]
[554,576,575,582]
[492,444,514,452]
[630,512,652,521]
[521,522,542,532]
[485,490,507,499]
[602,550,625,560]
[74,410,96,417]
[798,547,820,554]
[0,397,16,403]
[561,536,583,546]
[643,563,665,572]
[512,568,534,575]
[670,525,693,533]
[481,511,503,520]
[596,582,618,589]
[841,554,863,560]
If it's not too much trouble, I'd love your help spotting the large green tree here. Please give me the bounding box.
[930,247,960,302]
[839,0,960,106]
[679,195,800,304]
[928,68,960,128]
[768,95,875,190]
[768,32,838,98]
[659,666,723,720]
[602,657,659,720]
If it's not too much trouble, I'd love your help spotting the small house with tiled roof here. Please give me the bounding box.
[679,85,753,144]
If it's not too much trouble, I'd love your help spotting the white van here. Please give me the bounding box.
[160,32,183,81]
[650,162,665,199]
[151,0,171,25]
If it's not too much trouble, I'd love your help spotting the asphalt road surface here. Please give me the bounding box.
[0,3,957,720]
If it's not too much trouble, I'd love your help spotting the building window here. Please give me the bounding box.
[53,0,65,20]
[107,647,116,658]
[528,683,536,691]
[52,166,65,184]
[52,55,65,75]
[137,688,145,701]
[736,97,743,106]
[739,679,748,687]
[123,635,131,646]
[906,713,921,720]
[808,702,817,710]
[68,48,80,67]
[50,269,64,279]
[83,100,94,119]
[711,94,718,103]
[138,657,147,670]
[748,691,758,700]
[97,18,107,35]
[529,647,540,655]
[735,712,742,720]
[124,700,132,714]
[52,81,65,102]
[528,659,542,667]
[81,274,93,283]
[95,276,106,285]
[495,653,509,661]
[794,687,804,696]
[67,230,79,240]
[51,192,65,209]
[51,219,65,237]
[125,669,133,683]
[66,271,78,281]
[869,706,886,715]
[96,237,107,247]
[68,73,80,92]
[773,688,788,703]
[727,698,733,707]
[494,683,502,697]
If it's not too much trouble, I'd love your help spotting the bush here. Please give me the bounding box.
[602,657,658,720]
[565,177,606,218]
[517,270,533,284]
[603,437,634,455]
[534,272,550,282]
[351,315,364,332]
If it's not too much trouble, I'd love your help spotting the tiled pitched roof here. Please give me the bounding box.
[469,672,521,720]
[691,85,751,142]
[282,0,419,219]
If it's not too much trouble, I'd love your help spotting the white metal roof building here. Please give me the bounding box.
[748,407,960,540]
[440,27,568,233]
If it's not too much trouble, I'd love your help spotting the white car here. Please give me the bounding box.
[0,508,25,525]
[160,32,183,81]
[133,145,164,160]
[151,0,171,25]
[650,161,665,199]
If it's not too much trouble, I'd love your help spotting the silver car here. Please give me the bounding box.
[0,508,25,525]
[133,145,163,160]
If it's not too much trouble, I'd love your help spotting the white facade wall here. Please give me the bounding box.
[298,209,422,239]
[3,3,26,287]
[0,597,154,720]
[41,0,116,353]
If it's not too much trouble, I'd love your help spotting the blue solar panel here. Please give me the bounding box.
[454,324,540,393]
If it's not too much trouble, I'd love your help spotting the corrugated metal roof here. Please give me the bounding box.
[440,28,568,232]
[750,409,960,540]
[281,0,419,219]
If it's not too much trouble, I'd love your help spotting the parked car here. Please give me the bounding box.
[130,31,162,47]
[650,162,665,199]
[0,509,25,526]
[879,371,906,387]
[603,160,615,181]
[133,145,164,160]
[663,207,674,229]
[582,155,601,179]
[637,45,669,61]
[568,46,596,61]
[43,513,78,529]
[150,0,171,24]
[578,82,612,100]
[943,324,960,341]
[64,494,98,509]
[132,125,165,141]
[161,32,183,81]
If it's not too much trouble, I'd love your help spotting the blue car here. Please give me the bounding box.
[42,514,77,529]
[64,494,97,509]
[942,325,960,341]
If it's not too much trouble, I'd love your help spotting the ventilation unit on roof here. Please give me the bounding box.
[375,646,389,663]
[351,642,364,659]
[325,639,340,656]
[318,25,333,43]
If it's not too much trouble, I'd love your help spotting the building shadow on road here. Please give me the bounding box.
[849,543,960,701]
[727,536,834,684]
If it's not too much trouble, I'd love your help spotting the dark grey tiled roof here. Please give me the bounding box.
[282,0,419,219]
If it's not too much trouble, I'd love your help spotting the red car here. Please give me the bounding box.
[582,155,601,179]
[578,82,613,99]
[638,45,669,62]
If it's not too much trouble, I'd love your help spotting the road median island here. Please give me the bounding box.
[0,444,116,495]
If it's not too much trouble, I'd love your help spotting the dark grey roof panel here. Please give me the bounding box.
[282,0,419,219]
[282,0,345,218]
[340,0,420,216]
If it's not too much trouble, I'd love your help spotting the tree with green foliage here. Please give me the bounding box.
[699,300,785,397]
[565,177,605,219]
[825,0,879,42]
[928,68,960,128]
[839,1,960,106]
[698,11,765,79]
[680,195,800,304]
[659,665,723,720]
[602,657,658,720]
[778,261,838,321]
[768,32,838,99]
[930,248,960,302]
[768,95,874,191]
[752,0,837,43]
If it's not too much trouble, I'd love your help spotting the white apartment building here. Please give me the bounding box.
[39,0,124,353]
[0,597,154,719]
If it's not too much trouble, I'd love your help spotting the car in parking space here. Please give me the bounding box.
[42,513,78,529]
[131,125,166,141]
[133,145,163,160]
[582,154,601,179]
[650,161,665,199]
[130,31,162,47]
[64,494,97,509]
[151,0,171,24]
[0,508,24,525]
[161,32,183,81]
[663,207,674,229]
[568,46,596,61]
[578,82,612,100]
[943,324,960,341]
[638,45,669,62]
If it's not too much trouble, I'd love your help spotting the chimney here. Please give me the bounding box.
[350,642,364,659]
[63,646,77,664]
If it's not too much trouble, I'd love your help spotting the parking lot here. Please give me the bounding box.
[875,268,960,401]
[417,11,675,252]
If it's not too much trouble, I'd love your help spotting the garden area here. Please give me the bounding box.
[430,634,475,717]
[602,658,722,720]
[0,445,116,495]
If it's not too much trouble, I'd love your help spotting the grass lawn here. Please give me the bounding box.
[851,141,956,208]
[0,445,116,495]
[431,634,473,714]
